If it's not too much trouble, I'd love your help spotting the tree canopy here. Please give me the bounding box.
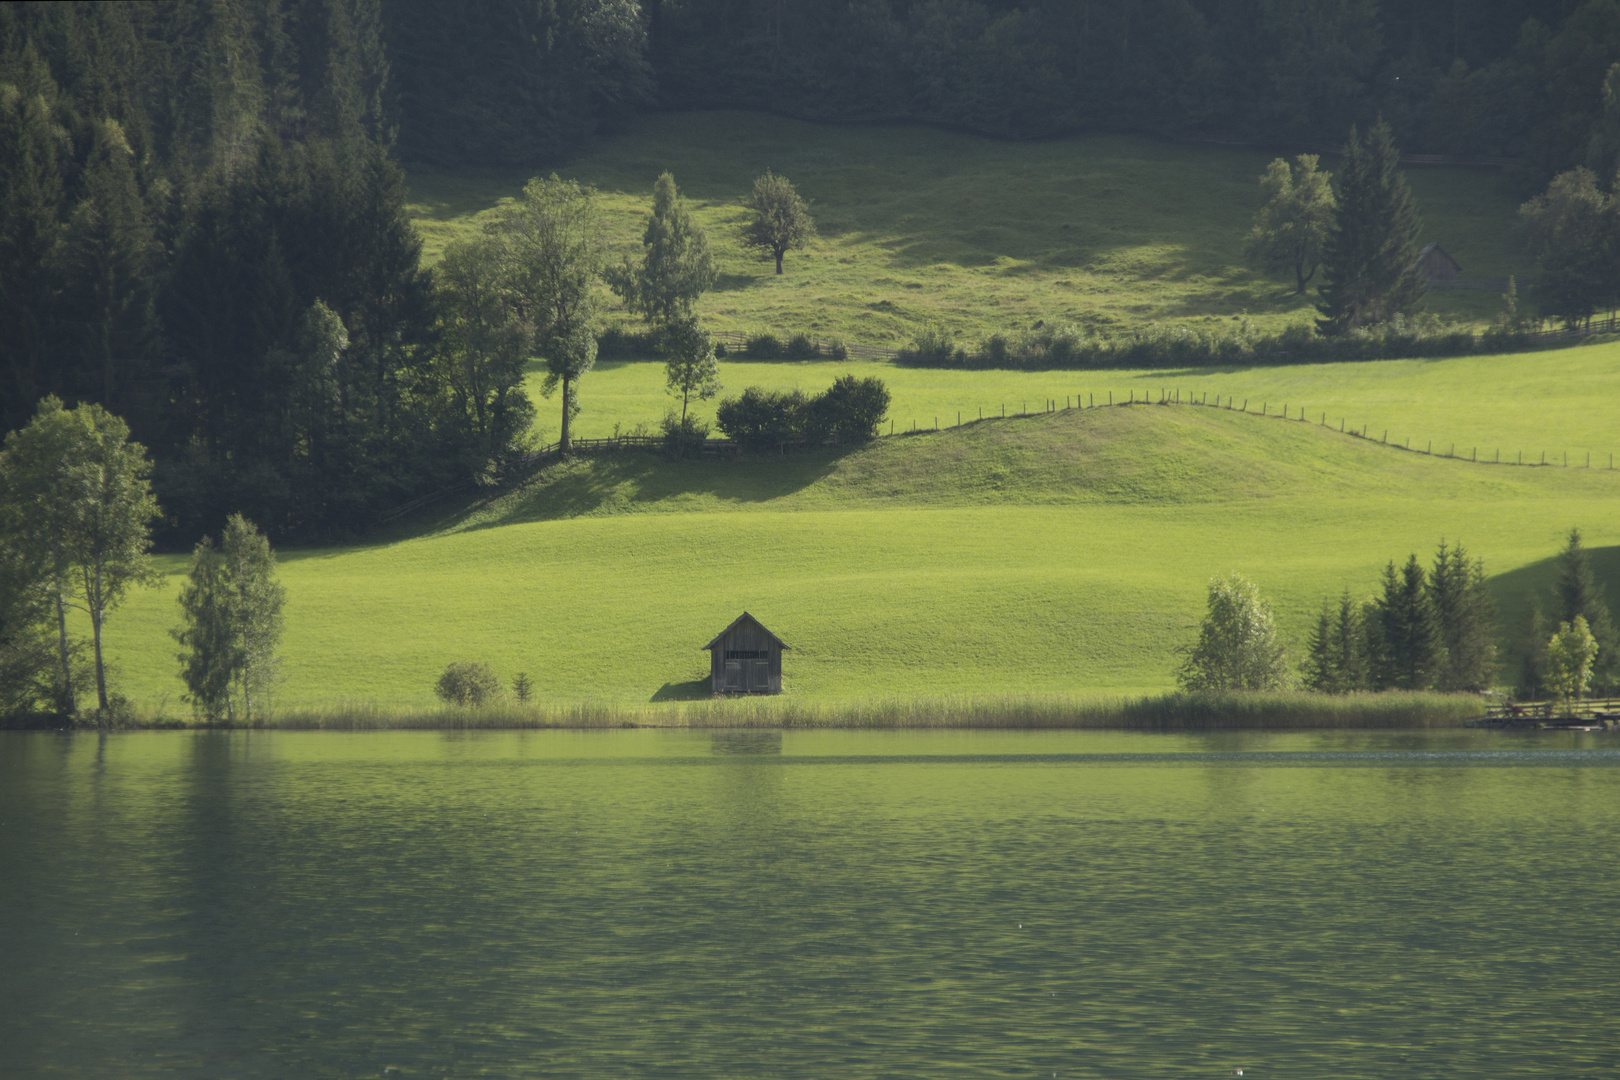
[1177,574,1290,692]
[741,171,815,276]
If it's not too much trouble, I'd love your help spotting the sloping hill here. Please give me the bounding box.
[105,404,1620,710]
[406,111,1525,340]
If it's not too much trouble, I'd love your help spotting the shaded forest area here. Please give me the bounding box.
[393,0,1620,190]
[5,0,1620,542]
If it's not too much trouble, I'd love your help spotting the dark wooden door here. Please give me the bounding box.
[750,660,770,692]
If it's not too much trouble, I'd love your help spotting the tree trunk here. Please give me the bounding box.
[559,375,573,452]
[774,249,784,275]
[53,589,74,716]
[87,564,108,719]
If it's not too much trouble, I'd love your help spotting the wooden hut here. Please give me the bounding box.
[704,612,789,695]
[1414,242,1461,285]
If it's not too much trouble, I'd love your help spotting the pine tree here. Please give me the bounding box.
[53,119,161,424]
[0,42,66,435]
[1369,556,1444,690]
[1427,540,1498,691]
[1553,527,1619,692]
[1302,589,1370,693]
[1316,119,1427,335]
[1517,601,1550,700]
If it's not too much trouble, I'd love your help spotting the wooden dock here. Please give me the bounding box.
[1468,697,1620,731]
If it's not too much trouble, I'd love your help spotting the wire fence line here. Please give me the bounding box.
[379,388,1615,525]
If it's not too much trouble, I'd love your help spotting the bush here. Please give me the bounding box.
[744,333,784,359]
[436,661,502,706]
[785,333,819,359]
[805,374,890,442]
[596,324,659,359]
[714,386,808,450]
[897,322,965,366]
[893,316,1544,371]
[661,410,711,458]
[824,338,849,361]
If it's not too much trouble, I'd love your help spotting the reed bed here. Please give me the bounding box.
[18,690,1485,732]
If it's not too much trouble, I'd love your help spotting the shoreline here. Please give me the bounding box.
[1,691,1487,732]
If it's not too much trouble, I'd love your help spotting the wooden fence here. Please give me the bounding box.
[1476,697,1620,728]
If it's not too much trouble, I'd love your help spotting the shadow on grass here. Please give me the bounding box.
[652,678,712,702]
[447,446,856,529]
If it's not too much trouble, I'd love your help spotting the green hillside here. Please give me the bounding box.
[406,111,1526,342]
[102,384,1620,712]
[536,340,1620,464]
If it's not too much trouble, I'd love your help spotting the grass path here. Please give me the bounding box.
[407,110,1522,342]
[103,402,1620,711]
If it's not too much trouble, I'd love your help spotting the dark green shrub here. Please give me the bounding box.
[661,410,711,458]
[785,333,819,359]
[715,387,808,450]
[897,323,965,366]
[805,374,891,442]
[596,325,658,359]
[436,661,502,706]
[745,333,784,359]
[824,338,849,361]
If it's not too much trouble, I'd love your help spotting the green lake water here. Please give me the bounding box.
[2,729,1618,1079]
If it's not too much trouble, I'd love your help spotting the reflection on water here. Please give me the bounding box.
[2,729,1618,1078]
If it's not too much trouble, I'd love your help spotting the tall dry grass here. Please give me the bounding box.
[78,690,1484,732]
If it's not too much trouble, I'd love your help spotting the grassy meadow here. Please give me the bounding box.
[406,110,1526,343]
[89,115,1615,721]
[536,339,1620,464]
[100,364,1620,713]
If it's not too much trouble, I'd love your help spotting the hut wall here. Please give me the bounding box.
[710,622,783,694]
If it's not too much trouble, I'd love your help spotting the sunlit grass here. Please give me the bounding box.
[535,339,1620,463]
[405,110,1523,344]
[103,402,1620,711]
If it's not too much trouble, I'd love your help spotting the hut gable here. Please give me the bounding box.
[703,612,789,695]
[1414,242,1462,283]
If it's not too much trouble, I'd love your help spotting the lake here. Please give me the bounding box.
[2,729,1617,1078]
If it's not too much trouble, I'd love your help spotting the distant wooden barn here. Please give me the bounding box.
[704,613,789,695]
[1415,242,1462,284]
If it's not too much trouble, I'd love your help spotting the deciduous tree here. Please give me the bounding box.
[432,238,535,472]
[1553,527,1619,692]
[741,170,814,275]
[492,176,604,453]
[1546,615,1599,710]
[661,313,721,425]
[1177,574,1290,691]
[1246,154,1336,294]
[0,398,160,721]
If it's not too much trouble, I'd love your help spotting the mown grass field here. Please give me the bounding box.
[538,339,1620,464]
[101,370,1620,712]
[406,110,1525,343]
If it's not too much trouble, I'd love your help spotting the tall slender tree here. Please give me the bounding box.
[1316,119,1427,335]
[0,398,160,721]
[608,171,717,329]
[492,175,605,453]
[1369,555,1443,690]
[1427,540,1497,691]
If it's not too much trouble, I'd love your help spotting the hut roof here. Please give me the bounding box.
[702,611,791,651]
[1415,241,1461,273]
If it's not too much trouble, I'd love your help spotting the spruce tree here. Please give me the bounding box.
[1427,540,1498,691]
[53,119,161,424]
[1316,119,1426,335]
[0,43,65,435]
[1553,528,1619,692]
[1369,556,1443,690]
